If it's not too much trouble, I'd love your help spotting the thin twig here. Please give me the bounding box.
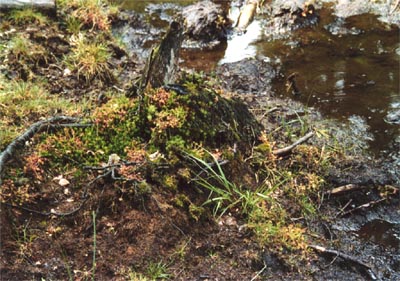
[250,263,267,281]
[309,244,370,267]
[257,106,280,121]
[273,131,314,156]
[327,184,363,196]
[322,253,339,268]
[335,199,353,218]
[340,198,387,217]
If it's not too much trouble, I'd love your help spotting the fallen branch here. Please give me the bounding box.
[308,244,378,280]
[273,131,314,156]
[0,116,87,185]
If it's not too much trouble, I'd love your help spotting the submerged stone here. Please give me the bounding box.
[264,0,319,37]
[181,0,232,48]
[216,57,279,95]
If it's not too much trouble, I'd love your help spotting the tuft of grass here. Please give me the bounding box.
[70,0,112,31]
[8,8,48,25]
[65,16,83,34]
[7,34,48,65]
[65,33,113,82]
[12,219,38,262]
[0,75,84,149]
[187,149,263,217]
[127,271,148,281]
[146,261,170,280]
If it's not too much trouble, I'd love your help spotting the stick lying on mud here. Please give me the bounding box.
[0,116,88,185]
[327,184,362,196]
[273,131,314,156]
[308,244,379,280]
[339,198,387,217]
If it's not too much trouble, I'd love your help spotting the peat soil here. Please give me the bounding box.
[1,3,400,281]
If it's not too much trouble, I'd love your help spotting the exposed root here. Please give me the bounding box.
[3,198,88,217]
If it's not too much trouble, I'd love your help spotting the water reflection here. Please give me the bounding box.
[251,13,399,155]
[220,20,261,64]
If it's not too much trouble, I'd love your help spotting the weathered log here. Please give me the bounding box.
[0,0,55,10]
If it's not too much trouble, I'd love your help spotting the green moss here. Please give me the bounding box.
[189,203,205,221]
[173,194,190,208]
[255,142,273,154]
[136,77,262,156]
[162,175,178,190]
[136,181,152,196]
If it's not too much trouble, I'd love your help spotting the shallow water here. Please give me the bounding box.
[262,12,400,156]
[118,1,399,157]
[357,219,400,249]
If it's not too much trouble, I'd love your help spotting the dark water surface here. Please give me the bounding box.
[357,219,400,249]
[119,1,399,157]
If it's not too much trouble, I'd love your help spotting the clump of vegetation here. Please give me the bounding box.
[58,0,116,31]
[8,8,48,25]
[30,73,261,172]
[4,34,49,78]
[144,74,262,152]
[0,75,81,149]
[181,112,336,267]
[64,33,113,82]
[65,15,84,35]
